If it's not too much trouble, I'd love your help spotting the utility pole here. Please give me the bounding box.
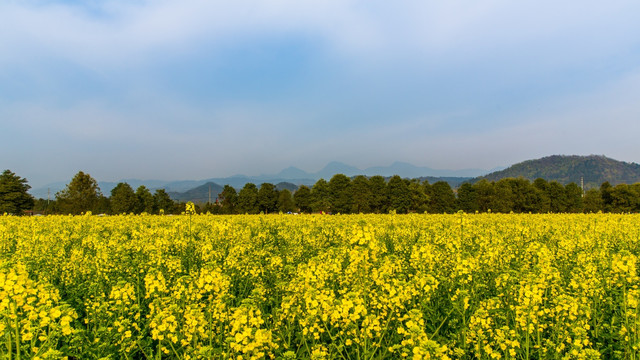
[580,176,584,197]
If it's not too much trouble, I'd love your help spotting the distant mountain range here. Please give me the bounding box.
[475,155,640,189]
[167,181,300,203]
[29,161,490,199]
[30,155,640,201]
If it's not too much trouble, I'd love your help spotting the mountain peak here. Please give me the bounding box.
[477,154,640,188]
[316,162,362,178]
[276,166,310,179]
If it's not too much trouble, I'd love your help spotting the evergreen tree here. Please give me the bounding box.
[153,189,175,214]
[56,171,102,214]
[456,183,478,213]
[386,175,411,213]
[422,181,432,209]
[0,170,34,215]
[583,189,602,213]
[507,178,538,213]
[600,182,614,212]
[277,189,296,213]
[429,181,456,213]
[95,195,110,214]
[564,183,584,213]
[473,179,495,212]
[631,184,640,212]
[610,184,639,213]
[350,175,371,213]
[368,176,388,213]
[532,178,551,213]
[110,183,137,214]
[32,198,53,214]
[408,179,428,213]
[311,179,331,213]
[220,185,238,214]
[293,185,313,213]
[202,201,221,214]
[237,183,259,214]
[490,179,515,213]
[548,181,567,212]
[257,183,278,214]
[136,185,154,214]
[328,174,352,214]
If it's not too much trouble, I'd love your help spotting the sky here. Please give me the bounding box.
[2,0,640,188]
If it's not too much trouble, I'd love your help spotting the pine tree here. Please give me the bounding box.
[56,171,101,214]
[0,170,34,215]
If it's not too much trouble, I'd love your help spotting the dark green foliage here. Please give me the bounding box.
[237,183,259,214]
[368,176,388,213]
[258,183,278,214]
[494,178,540,213]
[600,182,614,212]
[548,181,568,213]
[153,189,176,214]
[532,178,551,213]
[220,185,238,214]
[275,182,298,192]
[201,201,221,214]
[0,170,34,215]
[311,179,331,213]
[564,183,584,213]
[610,184,639,213]
[350,175,371,213]
[328,174,352,214]
[277,189,296,213]
[409,180,428,213]
[456,183,477,213]
[477,155,640,189]
[583,189,602,213]
[32,198,56,214]
[429,181,456,213]
[95,195,110,214]
[473,179,494,212]
[169,182,223,203]
[110,183,137,214]
[386,175,411,214]
[55,171,102,215]
[293,185,312,213]
[136,185,154,214]
[39,164,640,216]
[490,179,515,213]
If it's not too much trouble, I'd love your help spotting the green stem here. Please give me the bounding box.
[14,304,20,360]
[6,316,12,360]
[168,340,182,360]
[136,340,151,359]
[367,309,397,360]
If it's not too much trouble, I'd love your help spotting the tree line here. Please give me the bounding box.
[3,169,640,215]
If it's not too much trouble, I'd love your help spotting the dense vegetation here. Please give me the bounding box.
[2,213,639,359]
[478,155,640,188]
[4,169,640,215]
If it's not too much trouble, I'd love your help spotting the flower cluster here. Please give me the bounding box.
[1,213,640,358]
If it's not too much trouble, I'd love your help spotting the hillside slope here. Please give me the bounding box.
[169,182,223,203]
[477,155,640,188]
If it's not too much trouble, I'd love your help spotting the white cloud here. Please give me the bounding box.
[4,1,639,69]
[3,0,640,184]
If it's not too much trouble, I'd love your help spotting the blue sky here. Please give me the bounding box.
[2,0,640,187]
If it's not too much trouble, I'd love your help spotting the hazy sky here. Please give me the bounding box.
[3,1,640,187]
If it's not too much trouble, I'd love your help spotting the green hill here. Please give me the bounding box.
[169,182,223,203]
[476,155,640,189]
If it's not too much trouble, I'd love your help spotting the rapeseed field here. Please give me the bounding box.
[1,213,639,359]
